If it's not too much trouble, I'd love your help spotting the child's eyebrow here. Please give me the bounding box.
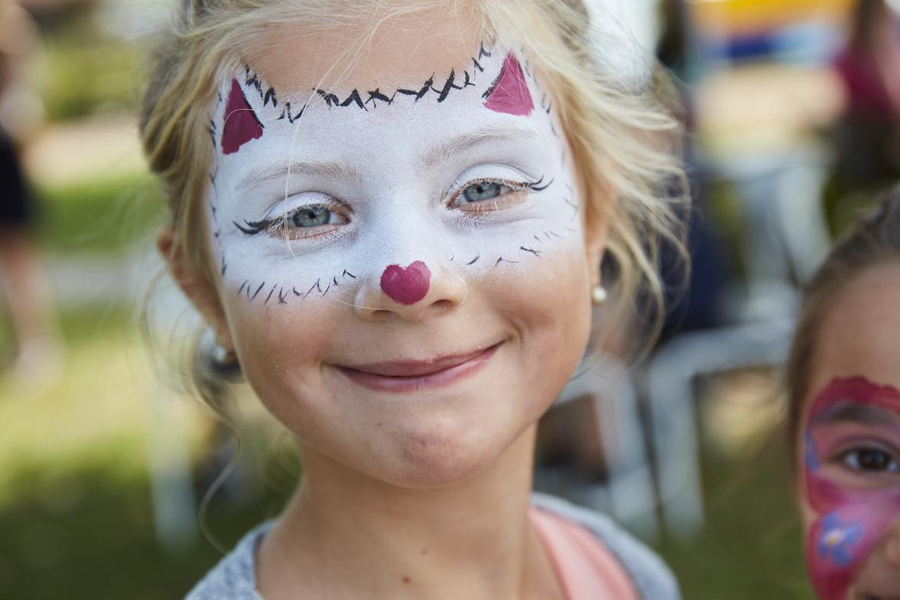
[237,160,363,190]
[234,125,542,191]
[421,126,542,168]
[812,402,900,427]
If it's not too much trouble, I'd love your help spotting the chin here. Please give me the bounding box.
[374,415,518,489]
[385,454,486,489]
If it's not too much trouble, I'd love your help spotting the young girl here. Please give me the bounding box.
[788,190,900,600]
[141,0,686,597]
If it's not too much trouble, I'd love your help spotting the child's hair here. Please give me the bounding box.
[786,188,900,450]
[140,0,688,413]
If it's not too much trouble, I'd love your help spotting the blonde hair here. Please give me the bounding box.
[141,0,688,403]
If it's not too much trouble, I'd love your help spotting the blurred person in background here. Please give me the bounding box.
[655,0,727,339]
[829,0,900,198]
[0,0,61,384]
[787,190,900,600]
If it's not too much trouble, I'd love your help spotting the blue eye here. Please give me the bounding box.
[235,201,347,239]
[290,205,332,227]
[462,181,504,203]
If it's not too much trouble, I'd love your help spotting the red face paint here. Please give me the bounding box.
[222,78,264,155]
[483,54,534,117]
[380,261,431,305]
[803,377,900,600]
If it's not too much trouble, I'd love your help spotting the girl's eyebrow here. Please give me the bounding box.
[813,402,900,427]
[237,160,363,190]
[421,126,542,167]
[234,125,541,191]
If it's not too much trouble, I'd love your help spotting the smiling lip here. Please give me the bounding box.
[335,343,502,393]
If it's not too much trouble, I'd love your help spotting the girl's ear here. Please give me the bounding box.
[157,226,234,352]
[584,210,609,286]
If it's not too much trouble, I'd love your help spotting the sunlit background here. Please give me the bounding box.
[0,0,897,598]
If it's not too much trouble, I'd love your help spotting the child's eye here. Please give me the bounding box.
[462,182,505,203]
[449,177,536,213]
[236,201,349,239]
[289,205,337,228]
[839,447,900,473]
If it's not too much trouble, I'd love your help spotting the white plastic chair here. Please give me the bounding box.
[645,143,831,539]
[548,356,661,541]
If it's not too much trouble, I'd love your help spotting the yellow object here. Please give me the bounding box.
[691,0,858,37]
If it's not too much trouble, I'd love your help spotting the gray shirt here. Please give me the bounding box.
[185,493,680,599]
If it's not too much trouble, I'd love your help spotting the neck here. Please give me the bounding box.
[257,425,561,600]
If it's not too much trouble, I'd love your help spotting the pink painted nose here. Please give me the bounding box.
[380,261,431,305]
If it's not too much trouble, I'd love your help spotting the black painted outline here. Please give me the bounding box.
[243,42,500,123]
[217,42,580,302]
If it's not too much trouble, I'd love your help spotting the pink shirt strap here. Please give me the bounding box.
[530,508,639,600]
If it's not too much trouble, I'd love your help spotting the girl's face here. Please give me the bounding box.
[184,18,604,488]
[798,264,900,600]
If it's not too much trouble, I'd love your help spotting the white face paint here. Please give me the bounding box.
[206,44,581,307]
[199,36,598,488]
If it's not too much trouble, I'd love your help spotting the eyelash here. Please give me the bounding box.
[447,175,552,212]
[234,201,350,238]
[235,174,551,238]
[833,444,900,475]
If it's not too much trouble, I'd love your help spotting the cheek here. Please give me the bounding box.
[806,504,895,600]
[485,243,593,401]
[377,246,593,485]
[807,514,855,600]
[226,299,341,432]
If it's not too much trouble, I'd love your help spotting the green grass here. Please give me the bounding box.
[657,437,814,599]
[0,468,288,600]
[38,17,145,122]
[0,457,293,600]
[0,450,294,600]
[0,307,294,600]
[33,173,165,255]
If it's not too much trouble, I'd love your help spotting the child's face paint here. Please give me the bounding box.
[208,44,574,302]
[482,53,535,116]
[799,266,900,600]
[221,78,263,155]
[380,262,431,306]
[802,378,900,599]
[200,18,600,489]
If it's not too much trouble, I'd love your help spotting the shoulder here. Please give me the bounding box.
[531,493,681,600]
[184,521,274,600]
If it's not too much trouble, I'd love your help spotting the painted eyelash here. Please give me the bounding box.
[234,203,342,236]
[527,175,554,192]
[234,173,552,235]
[451,175,553,205]
[234,218,270,236]
[447,176,553,223]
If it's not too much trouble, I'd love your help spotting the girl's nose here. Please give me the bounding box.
[354,260,466,322]
[381,261,432,305]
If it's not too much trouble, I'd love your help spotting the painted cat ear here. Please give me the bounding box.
[222,78,264,155]
[482,54,534,117]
